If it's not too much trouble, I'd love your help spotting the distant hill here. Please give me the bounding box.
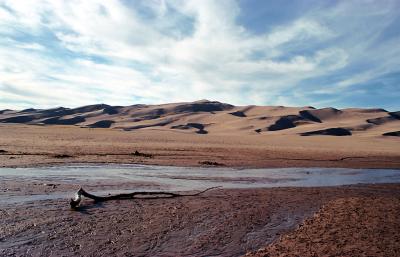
[1,100,399,137]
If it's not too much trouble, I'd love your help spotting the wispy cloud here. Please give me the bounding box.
[0,0,399,110]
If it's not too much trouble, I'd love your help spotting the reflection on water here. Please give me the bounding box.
[1,165,400,204]
[2,165,400,189]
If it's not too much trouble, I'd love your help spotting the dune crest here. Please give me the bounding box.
[0,100,399,137]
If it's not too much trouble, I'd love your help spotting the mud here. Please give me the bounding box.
[1,175,399,256]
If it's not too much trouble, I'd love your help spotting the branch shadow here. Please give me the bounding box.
[72,201,106,215]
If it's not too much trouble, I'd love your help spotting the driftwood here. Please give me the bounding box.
[70,186,220,209]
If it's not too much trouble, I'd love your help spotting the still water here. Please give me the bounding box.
[1,165,400,204]
[2,164,400,188]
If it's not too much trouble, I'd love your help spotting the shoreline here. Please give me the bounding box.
[3,161,400,170]
[2,156,400,169]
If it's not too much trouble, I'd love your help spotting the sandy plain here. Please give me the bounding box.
[0,124,399,169]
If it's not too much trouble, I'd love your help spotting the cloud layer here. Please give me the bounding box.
[1,0,399,110]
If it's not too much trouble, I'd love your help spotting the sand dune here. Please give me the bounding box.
[389,111,400,119]
[18,108,38,113]
[383,131,400,137]
[0,109,12,114]
[367,116,396,125]
[171,122,208,134]
[87,120,115,128]
[42,116,86,125]
[301,127,352,136]
[229,111,247,117]
[300,107,342,121]
[0,100,399,137]
[268,115,304,131]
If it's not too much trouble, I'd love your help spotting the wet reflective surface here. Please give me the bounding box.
[1,164,400,204]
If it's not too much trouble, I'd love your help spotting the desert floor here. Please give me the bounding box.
[1,124,400,168]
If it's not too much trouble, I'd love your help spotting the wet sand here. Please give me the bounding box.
[1,165,400,256]
[247,195,400,257]
[1,179,399,257]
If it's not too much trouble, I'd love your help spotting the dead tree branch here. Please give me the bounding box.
[70,186,220,209]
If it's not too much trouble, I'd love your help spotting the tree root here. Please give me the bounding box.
[70,186,220,209]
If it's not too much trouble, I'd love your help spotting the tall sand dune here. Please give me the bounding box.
[0,100,398,138]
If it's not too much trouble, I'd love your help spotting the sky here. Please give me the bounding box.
[0,0,399,110]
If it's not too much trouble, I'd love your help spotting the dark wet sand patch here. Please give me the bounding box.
[1,181,399,257]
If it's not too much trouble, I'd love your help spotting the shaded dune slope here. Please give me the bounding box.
[171,123,208,134]
[383,131,400,137]
[367,116,397,125]
[301,128,352,136]
[87,120,115,128]
[268,115,303,131]
[299,108,342,121]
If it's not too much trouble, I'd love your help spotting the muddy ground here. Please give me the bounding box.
[247,195,400,257]
[1,181,400,257]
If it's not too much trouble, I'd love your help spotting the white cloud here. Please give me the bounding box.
[0,0,399,109]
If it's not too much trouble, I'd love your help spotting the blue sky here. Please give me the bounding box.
[0,0,399,110]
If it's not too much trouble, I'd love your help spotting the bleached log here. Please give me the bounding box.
[70,186,220,209]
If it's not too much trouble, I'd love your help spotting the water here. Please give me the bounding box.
[1,164,400,189]
[1,164,400,204]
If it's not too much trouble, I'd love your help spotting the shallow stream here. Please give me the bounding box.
[1,165,400,204]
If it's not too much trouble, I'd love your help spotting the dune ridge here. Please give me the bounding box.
[1,100,399,137]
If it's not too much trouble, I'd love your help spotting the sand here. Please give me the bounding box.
[246,195,400,257]
[0,124,399,169]
[1,101,399,168]
[1,179,399,257]
[1,101,400,256]
[1,101,399,137]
